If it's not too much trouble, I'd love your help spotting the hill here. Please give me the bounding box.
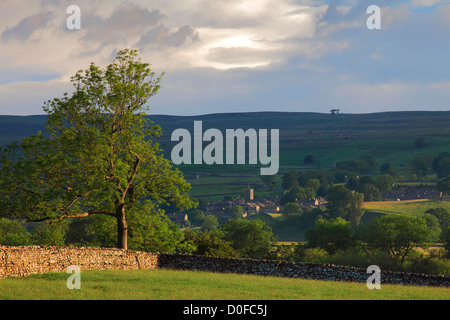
[1,111,450,198]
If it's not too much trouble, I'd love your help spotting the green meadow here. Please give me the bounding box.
[0,269,448,300]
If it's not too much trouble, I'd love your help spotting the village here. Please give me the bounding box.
[168,184,450,227]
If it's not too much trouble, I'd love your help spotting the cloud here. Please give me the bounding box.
[1,11,52,42]
[137,25,199,48]
[81,3,166,47]
[0,0,449,116]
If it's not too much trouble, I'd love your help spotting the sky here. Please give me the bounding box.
[0,0,449,116]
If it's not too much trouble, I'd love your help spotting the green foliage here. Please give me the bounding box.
[361,214,434,263]
[0,218,32,246]
[336,156,376,174]
[293,244,329,263]
[359,183,381,201]
[280,186,315,205]
[127,210,195,254]
[32,221,67,246]
[305,217,356,254]
[283,202,301,217]
[425,207,450,234]
[202,215,219,230]
[411,155,432,175]
[436,177,450,195]
[219,218,275,259]
[432,152,450,178]
[281,171,299,190]
[444,227,450,258]
[0,49,195,249]
[184,230,239,258]
[326,185,364,224]
[230,205,244,218]
[375,174,395,192]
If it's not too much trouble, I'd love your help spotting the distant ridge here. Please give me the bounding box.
[1,111,450,149]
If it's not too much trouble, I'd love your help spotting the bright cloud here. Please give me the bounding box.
[0,0,449,115]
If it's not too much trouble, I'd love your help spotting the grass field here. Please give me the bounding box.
[0,269,448,300]
[361,199,450,225]
[364,199,450,216]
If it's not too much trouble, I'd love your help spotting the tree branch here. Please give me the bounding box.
[29,209,117,223]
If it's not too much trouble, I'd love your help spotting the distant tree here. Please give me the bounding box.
[375,174,395,192]
[280,186,310,205]
[411,155,432,176]
[230,205,244,218]
[348,192,365,228]
[326,185,353,219]
[425,208,450,232]
[32,221,67,246]
[432,152,450,178]
[303,155,314,165]
[305,218,355,254]
[443,227,450,258]
[336,156,375,174]
[223,195,233,202]
[414,138,427,148]
[283,202,301,217]
[201,215,219,230]
[188,209,206,225]
[0,218,32,246]
[345,176,360,191]
[183,230,239,258]
[359,176,375,186]
[359,183,381,201]
[420,213,441,242]
[326,185,365,225]
[281,171,299,190]
[436,178,450,196]
[220,218,274,259]
[362,214,434,264]
[304,179,320,191]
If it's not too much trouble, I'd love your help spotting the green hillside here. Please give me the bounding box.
[1,111,450,199]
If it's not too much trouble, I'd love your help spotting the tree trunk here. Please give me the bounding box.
[116,204,128,250]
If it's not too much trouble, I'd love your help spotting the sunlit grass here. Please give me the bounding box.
[0,269,448,300]
[364,199,450,216]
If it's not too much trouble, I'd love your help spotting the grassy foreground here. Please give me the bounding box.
[0,269,448,300]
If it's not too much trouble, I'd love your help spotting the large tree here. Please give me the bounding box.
[362,214,433,264]
[0,49,195,249]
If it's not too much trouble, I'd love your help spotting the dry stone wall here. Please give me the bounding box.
[158,254,450,287]
[1,246,449,287]
[0,246,159,278]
